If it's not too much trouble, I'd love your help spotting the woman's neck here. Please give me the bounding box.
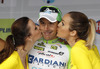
[17,46,27,69]
[16,41,36,69]
[66,37,80,47]
[68,40,75,47]
[17,46,27,57]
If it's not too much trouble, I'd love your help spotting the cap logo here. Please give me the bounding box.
[44,8,56,14]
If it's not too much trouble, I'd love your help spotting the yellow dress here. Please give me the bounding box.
[71,40,100,69]
[0,51,29,69]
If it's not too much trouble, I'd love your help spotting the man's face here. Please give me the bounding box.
[39,18,58,40]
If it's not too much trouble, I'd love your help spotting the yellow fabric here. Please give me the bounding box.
[92,45,100,58]
[0,51,29,69]
[71,40,100,69]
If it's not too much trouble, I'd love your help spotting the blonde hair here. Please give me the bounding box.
[86,19,96,49]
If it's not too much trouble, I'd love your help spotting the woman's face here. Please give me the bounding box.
[28,19,42,42]
[57,14,72,40]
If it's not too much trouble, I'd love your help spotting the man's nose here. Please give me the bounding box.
[44,24,49,30]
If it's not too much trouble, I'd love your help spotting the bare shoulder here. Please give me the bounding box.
[0,38,5,51]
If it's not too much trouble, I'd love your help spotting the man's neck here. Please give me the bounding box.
[43,37,59,44]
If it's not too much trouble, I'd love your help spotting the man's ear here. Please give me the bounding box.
[70,30,77,37]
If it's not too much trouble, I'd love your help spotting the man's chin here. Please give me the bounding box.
[43,36,51,40]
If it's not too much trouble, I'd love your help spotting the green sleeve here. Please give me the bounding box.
[67,45,71,69]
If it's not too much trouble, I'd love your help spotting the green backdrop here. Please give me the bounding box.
[0,19,15,40]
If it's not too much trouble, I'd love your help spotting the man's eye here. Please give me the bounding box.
[50,22,53,24]
[35,27,37,30]
[40,20,45,24]
[40,21,45,25]
[62,22,64,26]
[41,22,44,24]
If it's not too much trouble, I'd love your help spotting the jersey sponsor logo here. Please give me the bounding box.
[37,51,55,58]
[50,45,58,50]
[37,42,45,47]
[48,51,64,56]
[34,45,44,51]
[28,54,66,67]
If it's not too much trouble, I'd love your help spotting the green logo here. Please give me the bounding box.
[37,42,45,47]
[34,45,44,51]
[51,45,58,50]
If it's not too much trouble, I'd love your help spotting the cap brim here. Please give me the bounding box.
[37,13,58,23]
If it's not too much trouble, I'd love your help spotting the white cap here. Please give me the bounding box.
[37,8,58,23]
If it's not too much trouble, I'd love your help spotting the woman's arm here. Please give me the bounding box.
[93,45,100,58]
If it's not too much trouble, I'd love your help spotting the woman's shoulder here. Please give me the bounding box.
[1,51,19,63]
[12,51,19,58]
[71,40,88,55]
[73,40,88,49]
[0,51,19,69]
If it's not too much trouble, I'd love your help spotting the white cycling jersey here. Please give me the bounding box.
[28,38,71,69]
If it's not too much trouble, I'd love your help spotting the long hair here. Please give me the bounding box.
[68,11,96,49]
[0,17,30,63]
